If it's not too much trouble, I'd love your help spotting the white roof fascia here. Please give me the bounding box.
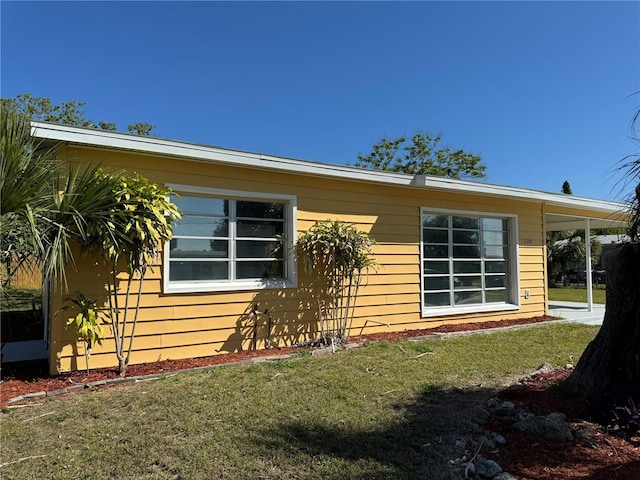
[30,121,414,187]
[412,175,623,215]
[31,121,626,216]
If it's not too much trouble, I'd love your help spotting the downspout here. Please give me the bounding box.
[585,218,593,313]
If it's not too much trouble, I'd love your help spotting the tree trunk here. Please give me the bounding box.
[567,242,640,415]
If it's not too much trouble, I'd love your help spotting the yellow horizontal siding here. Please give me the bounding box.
[49,145,558,374]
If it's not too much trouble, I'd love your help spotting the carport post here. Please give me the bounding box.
[585,218,593,312]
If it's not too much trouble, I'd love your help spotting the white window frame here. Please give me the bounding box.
[164,184,297,294]
[420,207,520,318]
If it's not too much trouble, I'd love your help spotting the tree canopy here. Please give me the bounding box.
[0,93,155,136]
[355,133,486,180]
[1,107,181,375]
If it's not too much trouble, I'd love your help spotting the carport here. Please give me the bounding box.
[545,205,628,314]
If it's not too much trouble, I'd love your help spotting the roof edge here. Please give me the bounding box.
[412,175,624,214]
[31,121,626,216]
[30,121,414,186]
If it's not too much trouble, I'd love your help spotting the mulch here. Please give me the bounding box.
[1,315,556,404]
[487,368,640,479]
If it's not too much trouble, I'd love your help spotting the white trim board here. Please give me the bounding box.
[32,121,625,216]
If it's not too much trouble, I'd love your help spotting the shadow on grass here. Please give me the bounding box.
[251,385,500,480]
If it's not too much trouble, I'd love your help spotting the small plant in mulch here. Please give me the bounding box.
[64,292,106,373]
[608,397,640,438]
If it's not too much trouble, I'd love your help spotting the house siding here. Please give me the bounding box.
[50,145,549,373]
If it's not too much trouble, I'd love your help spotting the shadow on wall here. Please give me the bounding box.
[215,207,410,354]
[217,285,320,354]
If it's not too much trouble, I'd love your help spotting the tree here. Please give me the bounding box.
[127,122,155,136]
[1,94,155,136]
[0,106,54,285]
[80,170,181,376]
[1,108,181,375]
[548,182,603,284]
[1,94,95,128]
[546,230,601,284]
[356,133,486,179]
[98,121,117,131]
[1,106,123,288]
[567,107,640,418]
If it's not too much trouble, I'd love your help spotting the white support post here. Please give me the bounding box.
[585,218,593,312]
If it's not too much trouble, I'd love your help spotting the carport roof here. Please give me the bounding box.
[546,212,628,232]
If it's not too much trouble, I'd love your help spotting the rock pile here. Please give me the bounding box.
[451,393,575,479]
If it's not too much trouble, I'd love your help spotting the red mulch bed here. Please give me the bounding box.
[2,315,638,479]
[487,368,640,479]
[1,315,555,405]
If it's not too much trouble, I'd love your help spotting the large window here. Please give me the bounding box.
[164,186,297,293]
[421,209,518,316]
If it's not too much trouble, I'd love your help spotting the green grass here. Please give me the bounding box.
[0,287,42,311]
[548,285,606,304]
[0,323,598,480]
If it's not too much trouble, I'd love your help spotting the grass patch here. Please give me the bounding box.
[0,287,42,311]
[548,285,606,304]
[0,323,598,480]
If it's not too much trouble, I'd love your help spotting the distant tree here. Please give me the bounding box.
[127,122,155,136]
[356,133,486,179]
[593,227,626,236]
[98,121,117,131]
[1,94,95,127]
[547,181,606,283]
[546,230,601,284]
[1,94,154,136]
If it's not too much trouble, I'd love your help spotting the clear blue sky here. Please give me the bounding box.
[2,1,638,201]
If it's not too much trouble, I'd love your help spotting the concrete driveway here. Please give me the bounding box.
[549,301,605,326]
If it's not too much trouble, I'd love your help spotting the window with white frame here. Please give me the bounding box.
[164,186,296,293]
[421,209,518,315]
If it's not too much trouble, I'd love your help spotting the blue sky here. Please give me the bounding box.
[2,1,638,201]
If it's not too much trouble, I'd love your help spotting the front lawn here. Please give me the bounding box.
[548,285,606,304]
[0,323,598,480]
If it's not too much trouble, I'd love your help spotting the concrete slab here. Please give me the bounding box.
[549,301,605,326]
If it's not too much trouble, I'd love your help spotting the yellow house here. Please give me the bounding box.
[10,122,627,374]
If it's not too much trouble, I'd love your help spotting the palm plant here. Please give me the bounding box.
[42,164,125,285]
[0,107,55,286]
[546,230,601,284]
[619,107,640,241]
[1,108,125,289]
[2,108,182,374]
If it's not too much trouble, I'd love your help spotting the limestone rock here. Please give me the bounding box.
[513,412,573,441]
[474,454,503,478]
